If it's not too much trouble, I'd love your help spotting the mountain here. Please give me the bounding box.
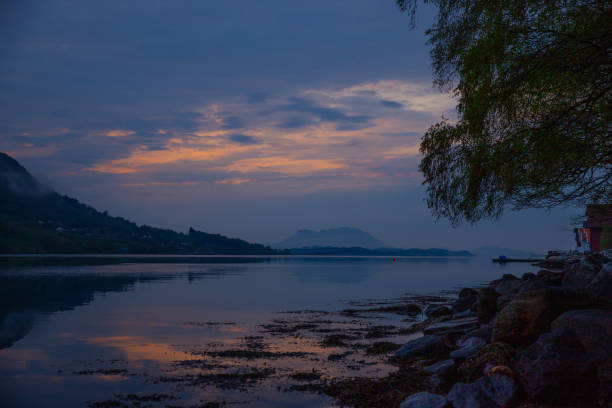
[471,246,544,258]
[289,246,473,256]
[0,152,282,255]
[273,227,384,249]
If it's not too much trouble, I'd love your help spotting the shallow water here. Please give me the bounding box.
[0,256,535,407]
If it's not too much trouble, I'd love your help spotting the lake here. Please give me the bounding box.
[0,255,535,408]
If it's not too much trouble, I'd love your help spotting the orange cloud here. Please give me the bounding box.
[86,145,255,174]
[106,129,136,137]
[225,157,346,174]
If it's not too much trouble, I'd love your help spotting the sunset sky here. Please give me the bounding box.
[0,1,576,251]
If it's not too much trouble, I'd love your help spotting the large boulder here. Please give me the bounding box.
[399,392,447,408]
[491,288,593,346]
[544,287,594,313]
[552,309,612,406]
[450,337,487,359]
[516,278,547,294]
[424,317,479,335]
[452,288,478,314]
[586,262,612,307]
[536,269,563,286]
[562,259,599,289]
[424,359,457,378]
[476,287,499,324]
[395,335,446,359]
[458,343,515,382]
[447,374,517,408]
[514,328,598,406]
[461,325,492,343]
[521,272,536,280]
[491,291,552,346]
[425,304,452,318]
[491,274,522,296]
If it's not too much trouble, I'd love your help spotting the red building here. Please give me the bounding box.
[584,204,612,252]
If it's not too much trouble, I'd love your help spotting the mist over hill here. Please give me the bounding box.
[0,152,282,255]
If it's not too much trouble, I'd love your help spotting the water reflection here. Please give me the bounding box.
[0,263,246,349]
[0,256,536,408]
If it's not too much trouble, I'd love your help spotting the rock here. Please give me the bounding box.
[452,289,478,314]
[476,287,499,324]
[400,391,447,408]
[479,373,518,407]
[544,287,594,313]
[552,309,612,406]
[536,269,563,286]
[586,262,612,307]
[425,359,456,378]
[491,287,592,346]
[521,272,536,280]
[447,374,517,408]
[395,335,446,359]
[491,291,552,346]
[514,328,598,406]
[424,317,479,335]
[406,303,423,316]
[562,259,599,289]
[425,304,452,318]
[459,288,478,298]
[458,343,515,382]
[516,278,547,294]
[491,274,522,296]
[447,382,490,408]
[428,374,447,394]
[451,337,487,359]
[487,365,513,377]
[495,294,514,312]
[461,325,492,343]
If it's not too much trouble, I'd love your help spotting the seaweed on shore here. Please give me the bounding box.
[365,341,402,355]
[155,368,276,390]
[196,349,312,359]
[290,370,322,381]
[322,366,430,408]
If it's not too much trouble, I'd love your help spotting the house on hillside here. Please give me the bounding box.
[584,204,612,252]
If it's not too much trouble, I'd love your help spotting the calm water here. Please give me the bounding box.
[0,256,535,408]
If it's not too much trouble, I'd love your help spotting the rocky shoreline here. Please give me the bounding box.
[394,252,612,408]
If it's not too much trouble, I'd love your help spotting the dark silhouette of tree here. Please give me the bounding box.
[397,0,612,224]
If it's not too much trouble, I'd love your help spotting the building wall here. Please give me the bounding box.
[591,228,602,252]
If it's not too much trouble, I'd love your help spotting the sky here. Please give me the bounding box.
[0,0,578,252]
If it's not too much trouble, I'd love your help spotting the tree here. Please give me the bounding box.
[396,0,612,225]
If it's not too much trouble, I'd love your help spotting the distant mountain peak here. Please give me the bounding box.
[273,227,384,249]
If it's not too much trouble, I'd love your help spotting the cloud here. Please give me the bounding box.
[221,116,245,130]
[21,79,448,193]
[275,116,316,129]
[380,100,403,108]
[305,80,457,114]
[264,97,373,131]
[247,93,268,104]
[228,134,260,145]
[106,129,136,137]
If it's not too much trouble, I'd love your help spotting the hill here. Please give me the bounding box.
[0,152,282,254]
[274,227,384,249]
